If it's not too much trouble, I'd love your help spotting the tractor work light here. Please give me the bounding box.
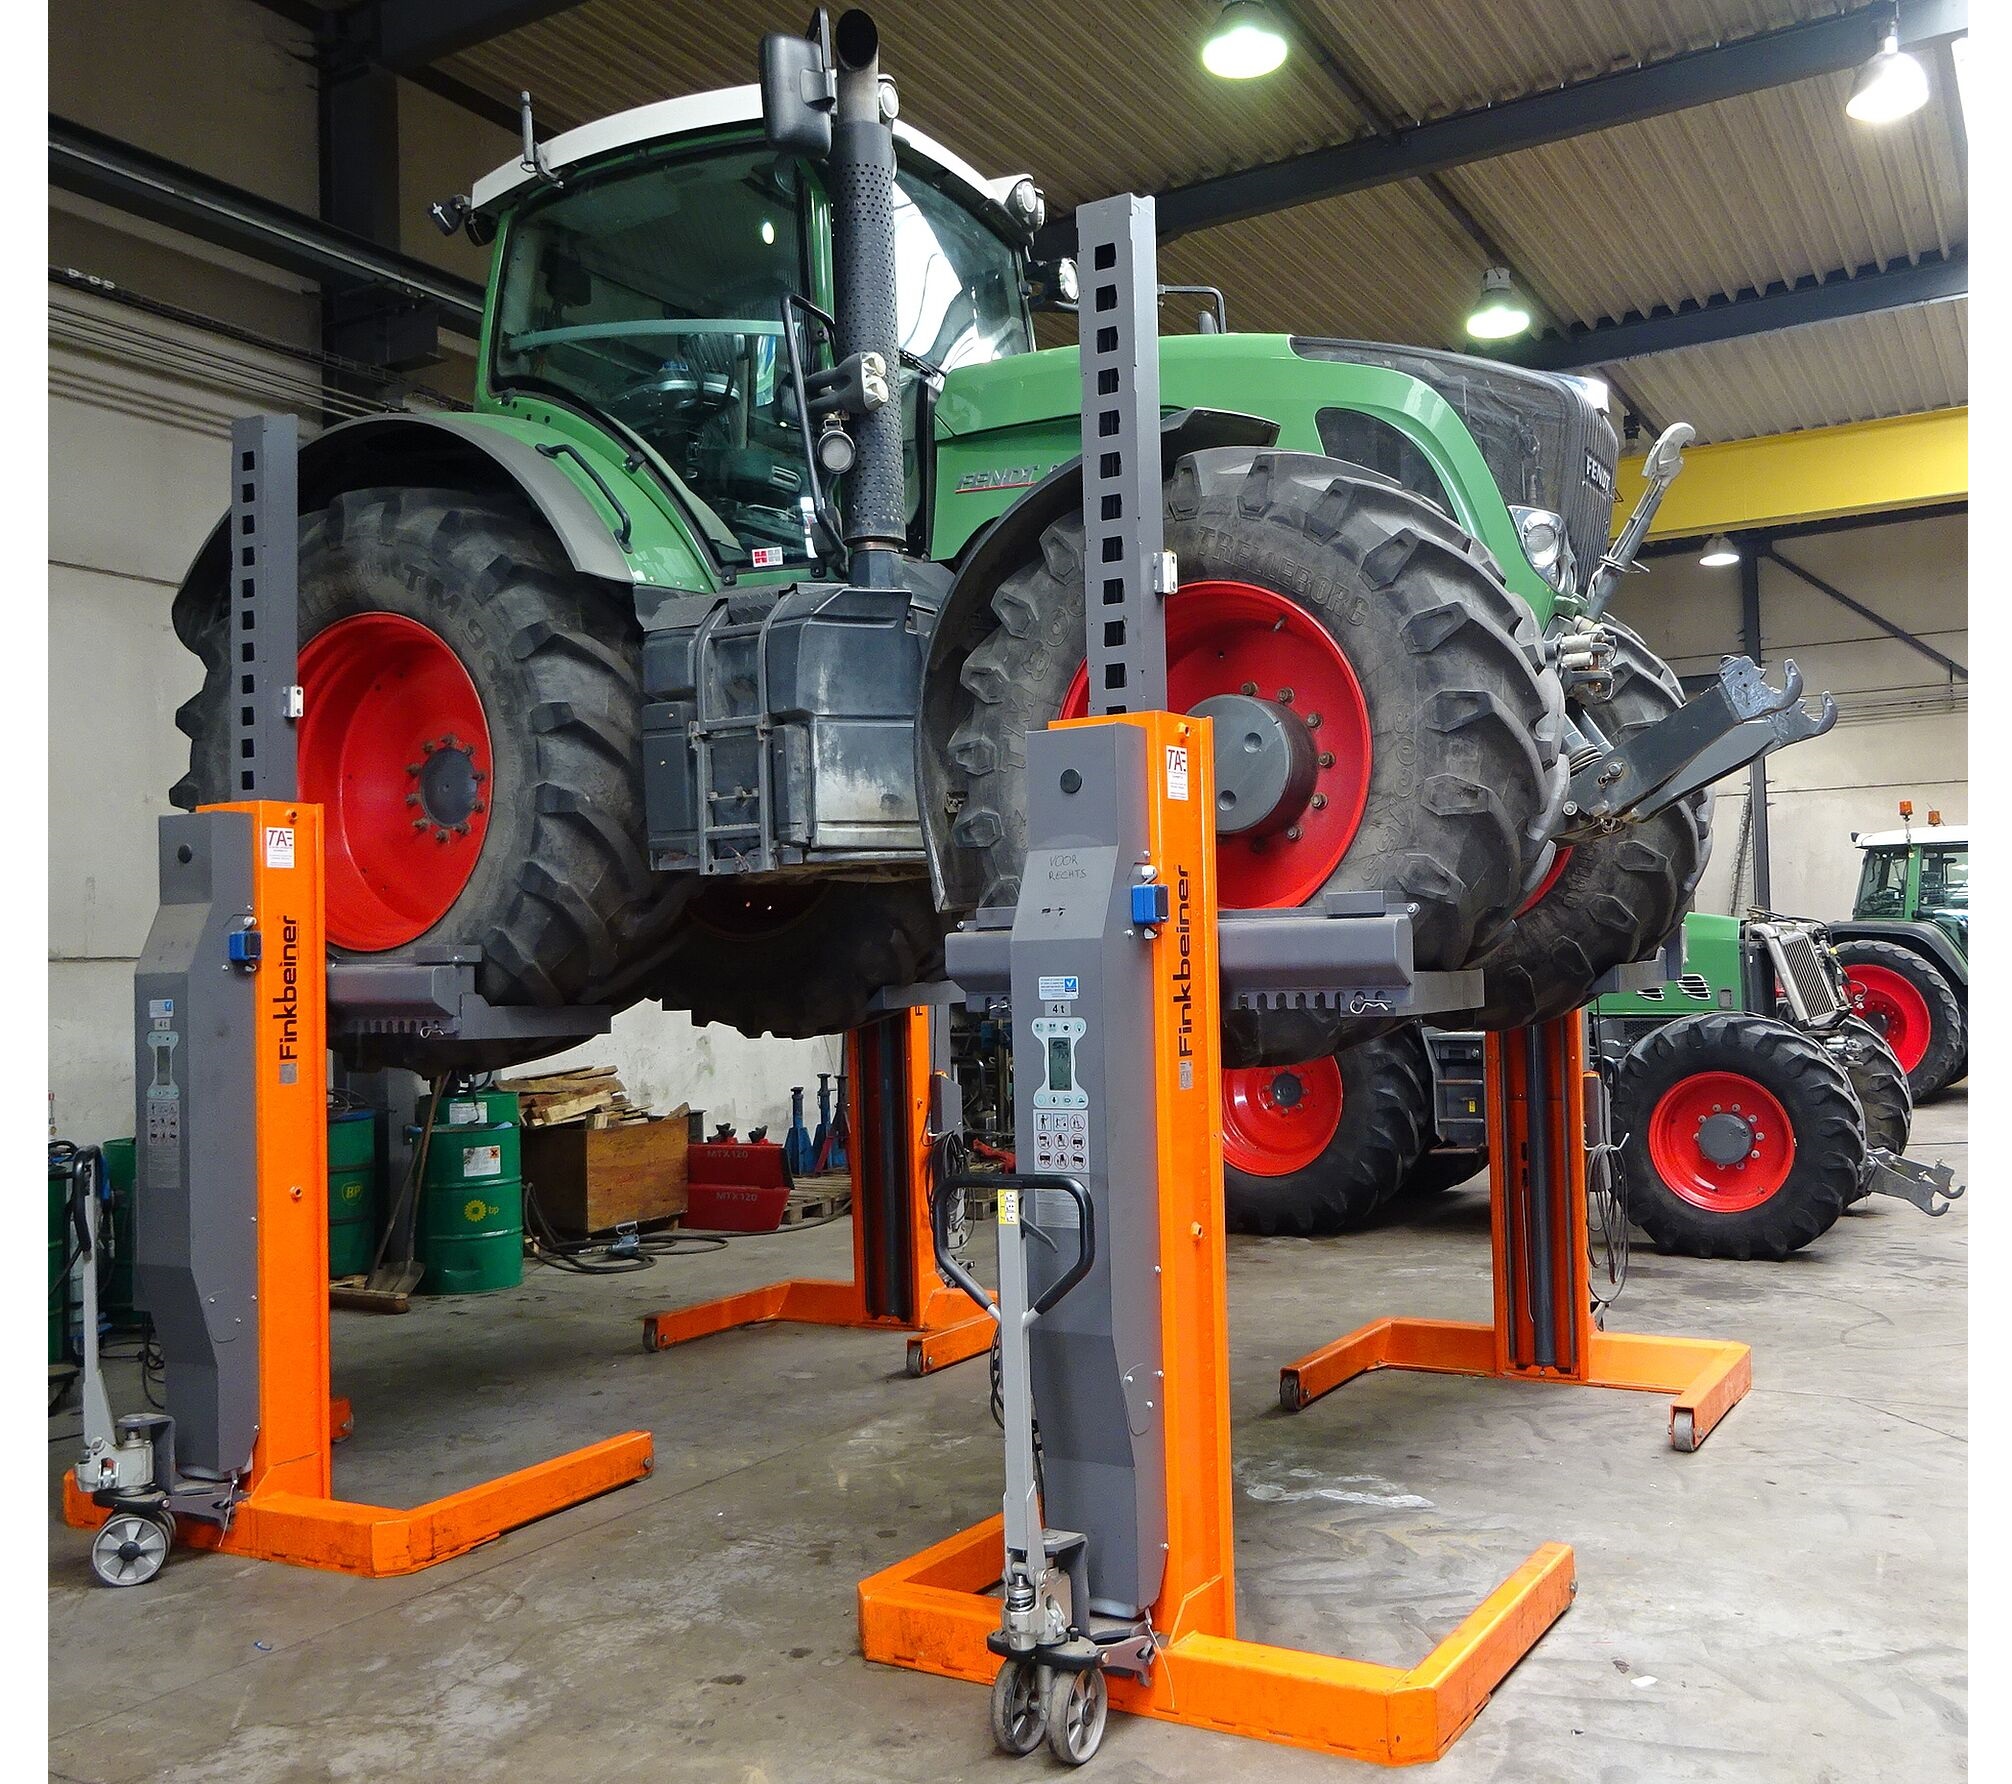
[1203,1,1288,79]
[1846,26,1930,124]
[1465,266,1532,341]
[1699,534,1741,568]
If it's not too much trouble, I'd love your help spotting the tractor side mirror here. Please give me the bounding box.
[761,17,837,158]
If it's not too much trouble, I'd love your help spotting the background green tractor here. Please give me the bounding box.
[169,13,1814,1104]
[1829,813,1967,1100]
[1293,911,1959,1261]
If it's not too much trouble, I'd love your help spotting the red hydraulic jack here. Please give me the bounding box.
[641,1004,995,1377]
[1279,1015,1752,1451]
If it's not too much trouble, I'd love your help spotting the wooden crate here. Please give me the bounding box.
[521,1116,689,1237]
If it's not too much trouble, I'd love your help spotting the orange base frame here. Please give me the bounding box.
[860,716,1576,1766]
[1279,1021,1752,1452]
[641,1009,994,1378]
[860,1518,1575,1766]
[64,1432,652,1577]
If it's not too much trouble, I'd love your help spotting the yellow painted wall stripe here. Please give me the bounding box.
[1612,407,1968,539]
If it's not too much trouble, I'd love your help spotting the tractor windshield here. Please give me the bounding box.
[492,145,819,565]
[1855,848,1910,917]
[490,142,1031,564]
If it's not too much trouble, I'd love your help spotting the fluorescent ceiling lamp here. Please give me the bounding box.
[1466,266,1532,341]
[1203,1,1288,79]
[1699,533,1740,567]
[1846,27,1930,124]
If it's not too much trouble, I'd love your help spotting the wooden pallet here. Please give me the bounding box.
[781,1179,853,1225]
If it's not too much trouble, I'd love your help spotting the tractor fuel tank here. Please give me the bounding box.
[641,580,932,874]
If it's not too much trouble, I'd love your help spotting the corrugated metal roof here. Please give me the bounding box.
[1616,297,1967,440]
[440,0,1967,444]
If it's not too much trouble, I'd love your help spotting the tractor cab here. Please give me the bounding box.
[470,85,1039,577]
[1853,824,1968,958]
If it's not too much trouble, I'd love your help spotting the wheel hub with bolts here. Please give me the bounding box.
[410,734,486,840]
[1694,1108,1761,1167]
[1191,691,1318,838]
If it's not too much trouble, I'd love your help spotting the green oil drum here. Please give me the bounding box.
[413,1092,523,1295]
[327,1110,380,1278]
[99,1139,139,1330]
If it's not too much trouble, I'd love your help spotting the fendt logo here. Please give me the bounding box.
[954,465,1051,495]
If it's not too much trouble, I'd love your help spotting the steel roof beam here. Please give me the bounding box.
[1760,545,1967,681]
[49,115,486,335]
[1058,1,1967,252]
[350,1,587,73]
[1495,250,1966,372]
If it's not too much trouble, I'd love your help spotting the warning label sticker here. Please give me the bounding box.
[1165,746,1189,801]
[462,1145,503,1179]
[264,825,295,869]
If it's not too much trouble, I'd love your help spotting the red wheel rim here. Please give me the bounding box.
[1645,1071,1795,1212]
[298,613,494,951]
[1061,580,1372,909]
[1843,964,1931,1072]
[1221,1057,1343,1177]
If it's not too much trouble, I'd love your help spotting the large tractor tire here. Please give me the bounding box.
[173,488,692,1067]
[1222,1026,1434,1236]
[945,449,1566,1065]
[1463,620,1710,1029]
[1832,939,1964,1102]
[643,878,944,1039]
[1829,1015,1911,1204]
[1611,1011,1864,1260]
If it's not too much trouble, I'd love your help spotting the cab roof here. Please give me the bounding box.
[1856,826,1967,848]
[473,83,1031,234]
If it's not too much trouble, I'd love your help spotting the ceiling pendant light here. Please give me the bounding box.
[1846,24,1930,124]
[1465,266,1532,341]
[1203,1,1289,80]
[1699,534,1741,568]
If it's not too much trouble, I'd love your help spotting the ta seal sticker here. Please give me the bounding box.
[264,825,295,869]
[1165,746,1190,801]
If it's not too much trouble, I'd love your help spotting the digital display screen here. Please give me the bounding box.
[1046,1035,1073,1093]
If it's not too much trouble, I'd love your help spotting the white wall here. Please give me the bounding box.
[1610,510,1967,924]
[47,0,831,1145]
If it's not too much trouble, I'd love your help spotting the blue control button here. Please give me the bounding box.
[1130,883,1170,926]
[227,928,262,965]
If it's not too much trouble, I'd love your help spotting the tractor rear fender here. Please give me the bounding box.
[171,412,668,653]
[916,405,1278,909]
[1828,920,1968,1000]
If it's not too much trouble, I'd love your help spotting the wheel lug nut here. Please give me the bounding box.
[1285,825,1303,841]
[453,822,470,837]
[1277,688,1294,704]
[1317,751,1335,768]
[1310,793,1328,810]
[422,739,438,754]
[406,763,424,776]
[434,828,449,843]
[1240,681,1257,696]
[472,769,488,784]
[471,799,486,815]
[411,819,428,832]
[405,793,420,807]
[1306,712,1321,729]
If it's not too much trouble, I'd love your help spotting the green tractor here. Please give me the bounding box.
[1829,814,1967,1101]
[168,12,1822,1115]
[1280,911,1960,1260]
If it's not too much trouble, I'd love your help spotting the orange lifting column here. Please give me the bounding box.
[1279,1017,1752,1452]
[64,801,652,1576]
[640,1005,995,1377]
[859,712,1576,1766]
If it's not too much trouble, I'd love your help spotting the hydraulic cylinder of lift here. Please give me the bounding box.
[1522,1025,1558,1370]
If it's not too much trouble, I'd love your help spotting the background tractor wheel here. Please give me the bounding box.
[1463,620,1710,1029]
[643,879,943,1039]
[1832,939,1964,1102]
[1831,1015,1912,1203]
[174,488,691,1070]
[1611,1011,1864,1260]
[944,449,1565,1065]
[1222,1025,1433,1236]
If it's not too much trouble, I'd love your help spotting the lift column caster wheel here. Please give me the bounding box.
[89,1506,174,1588]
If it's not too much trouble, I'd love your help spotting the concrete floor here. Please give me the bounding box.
[50,1091,1966,1783]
